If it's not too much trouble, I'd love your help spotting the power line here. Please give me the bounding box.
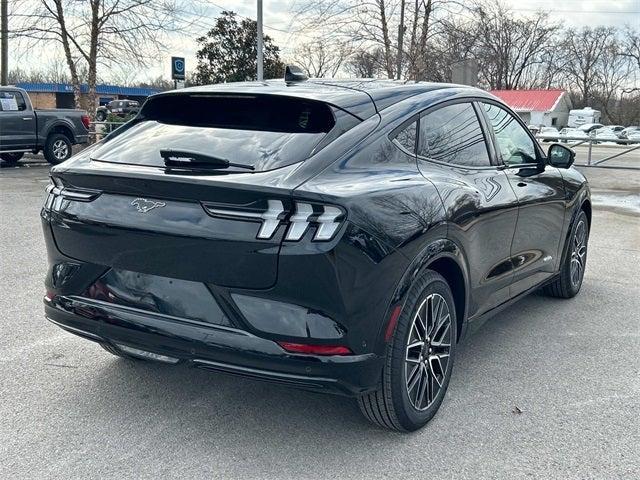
[511,7,640,14]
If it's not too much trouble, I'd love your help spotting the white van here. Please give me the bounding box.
[568,107,601,127]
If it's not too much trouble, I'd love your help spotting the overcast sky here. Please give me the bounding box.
[9,0,640,84]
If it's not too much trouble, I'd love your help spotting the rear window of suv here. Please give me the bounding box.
[141,94,336,133]
[92,93,342,172]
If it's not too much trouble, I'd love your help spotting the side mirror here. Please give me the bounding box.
[547,143,575,168]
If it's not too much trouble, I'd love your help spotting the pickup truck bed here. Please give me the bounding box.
[0,86,90,166]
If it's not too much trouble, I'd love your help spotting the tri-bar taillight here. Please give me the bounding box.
[44,177,101,212]
[202,200,345,242]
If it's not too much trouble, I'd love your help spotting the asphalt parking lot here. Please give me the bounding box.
[1,162,638,479]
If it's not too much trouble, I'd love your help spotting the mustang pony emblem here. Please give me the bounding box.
[131,198,166,213]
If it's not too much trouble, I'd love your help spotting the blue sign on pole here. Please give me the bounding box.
[171,57,185,80]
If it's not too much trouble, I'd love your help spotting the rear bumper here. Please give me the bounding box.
[45,295,384,396]
[74,133,89,145]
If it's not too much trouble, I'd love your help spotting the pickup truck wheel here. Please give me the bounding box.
[96,110,106,122]
[0,152,24,166]
[44,134,72,165]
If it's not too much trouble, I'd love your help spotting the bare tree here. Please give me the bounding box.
[395,0,406,79]
[15,0,186,114]
[7,57,76,84]
[621,26,640,71]
[292,0,400,79]
[293,39,352,77]
[620,26,640,93]
[558,26,618,106]
[293,0,472,80]
[344,48,385,77]
[590,39,634,123]
[471,1,559,89]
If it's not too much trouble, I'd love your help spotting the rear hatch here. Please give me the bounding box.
[47,92,353,289]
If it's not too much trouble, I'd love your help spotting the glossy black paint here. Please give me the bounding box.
[41,80,590,396]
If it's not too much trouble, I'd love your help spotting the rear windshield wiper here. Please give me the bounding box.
[160,149,255,171]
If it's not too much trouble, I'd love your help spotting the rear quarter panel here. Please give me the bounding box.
[34,110,89,146]
[288,102,449,355]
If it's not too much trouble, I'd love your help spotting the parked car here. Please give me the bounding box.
[619,126,640,143]
[95,99,140,121]
[608,125,625,136]
[625,131,640,142]
[42,76,590,432]
[577,122,604,133]
[0,87,90,166]
[559,127,589,143]
[537,126,560,142]
[589,127,619,143]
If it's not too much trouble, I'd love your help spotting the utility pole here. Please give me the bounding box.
[396,0,405,80]
[256,0,263,81]
[1,0,8,85]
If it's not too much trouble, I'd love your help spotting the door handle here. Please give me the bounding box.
[22,117,33,121]
[517,182,527,187]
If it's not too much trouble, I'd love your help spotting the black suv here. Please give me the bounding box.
[95,99,140,121]
[41,78,590,431]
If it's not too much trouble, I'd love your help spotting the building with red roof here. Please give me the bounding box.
[489,89,572,128]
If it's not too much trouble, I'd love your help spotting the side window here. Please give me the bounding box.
[392,120,417,153]
[418,102,491,167]
[482,103,537,165]
[0,91,27,111]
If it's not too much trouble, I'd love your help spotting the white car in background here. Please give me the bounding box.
[619,126,640,143]
[578,123,604,133]
[559,128,589,143]
[589,127,619,143]
[537,126,560,142]
[608,125,625,136]
[624,130,640,142]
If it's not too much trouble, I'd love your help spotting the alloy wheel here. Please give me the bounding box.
[53,140,69,160]
[570,219,587,288]
[405,293,452,411]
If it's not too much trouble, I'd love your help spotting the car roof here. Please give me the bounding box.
[1,86,25,92]
[159,79,487,120]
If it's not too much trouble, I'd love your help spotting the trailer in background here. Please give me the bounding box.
[568,107,601,128]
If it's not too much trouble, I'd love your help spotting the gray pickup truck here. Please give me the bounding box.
[0,86,90,166]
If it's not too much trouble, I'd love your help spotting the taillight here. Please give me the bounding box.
[277,341,352,356]
[202,200,345,242]
[81,114,91,130]
[43,176,101,212]
[284,202,344,242]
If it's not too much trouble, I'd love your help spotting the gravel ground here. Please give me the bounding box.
[0,164,638,479]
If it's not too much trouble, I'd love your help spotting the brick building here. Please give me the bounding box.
[15,82,161,110]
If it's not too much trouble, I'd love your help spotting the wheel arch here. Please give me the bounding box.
[581,198,592,229]
[46,124,74,144]
[380,239,470,350]
[424,255,467,343]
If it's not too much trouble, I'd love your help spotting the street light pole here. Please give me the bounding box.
[256,0,263,81]
[1,0,8,86]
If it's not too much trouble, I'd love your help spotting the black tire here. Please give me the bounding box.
[44,133,72,165]
[100,343,144,360]
[96,110,106,122]
[544,210,589,298]
[0,152,24,166]
[358,270,457,431]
